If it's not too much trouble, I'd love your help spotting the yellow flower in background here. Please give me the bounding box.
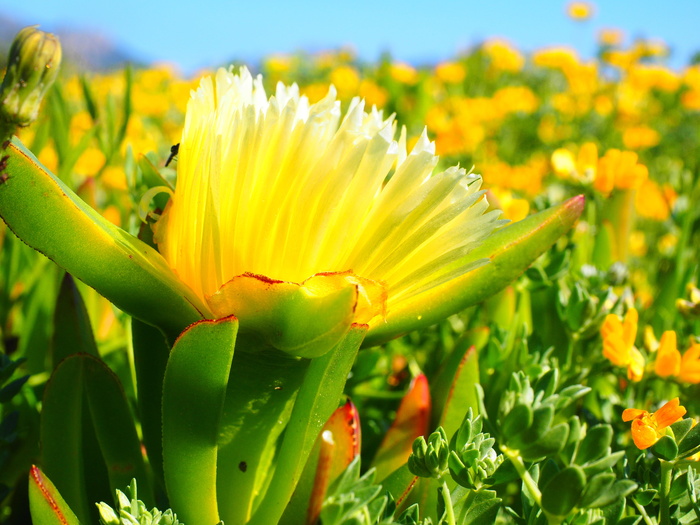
[482,39,524,73]
[598,28,624,46]
[635,179,671,221]
[679,343,700,384]
[154,67,503,356]
[623,398,686,450]
[595,149,647,195]
[654,331,681,378]
[651,330,700,384]
[533,47,580,72]
[622,125,661,150]
[390,62,419,85]
[551,142,597,183]
[74,146,106,176]
[567,1,595,20]
[358,79,388,108]
[435,62,466,84]
[329,65,361,98]
[601,308,644,381]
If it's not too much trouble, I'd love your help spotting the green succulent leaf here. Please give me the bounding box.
[0,138,207,342]
[28,466,81,525]
[540,465,586,517]
[363,195,585,345]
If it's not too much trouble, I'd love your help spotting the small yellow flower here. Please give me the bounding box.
[654,331,681,378]
[622,398,686,449]
[601,308,645,381]
[679,343,700,384]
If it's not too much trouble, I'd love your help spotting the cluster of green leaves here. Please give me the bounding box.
[97,481,181,525]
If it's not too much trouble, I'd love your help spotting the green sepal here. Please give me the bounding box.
[651,435,678,461]
[162,316,239,525]
[364,195,584,346]
[678,420,700,458]
[540,465,586,517]
[0,139,207,342]
[670,417,695,444]
[28,466,81,525]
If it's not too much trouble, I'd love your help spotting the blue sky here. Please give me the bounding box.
[5,0,700,75]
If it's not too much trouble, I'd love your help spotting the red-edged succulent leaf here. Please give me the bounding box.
[28,466,81,525]
[371,374,431,481]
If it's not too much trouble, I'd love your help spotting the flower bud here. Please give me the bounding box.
[1,26,62,128]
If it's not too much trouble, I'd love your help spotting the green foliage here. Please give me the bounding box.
[97,480,181,525]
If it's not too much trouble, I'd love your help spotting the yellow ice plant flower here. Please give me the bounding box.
[154,67,504,357]
[567,1,595,20]
[551,142,597,183]
[598,28,624,47]
[622,398,686,450]
[601,308,645,381]
[482,39,524,73]
[622,125,661,150]
[635,179,671,221]
[435,62,466,84]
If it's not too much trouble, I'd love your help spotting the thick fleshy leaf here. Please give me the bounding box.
[28,466,81,525]
[381,464,418,509]
[371,374,431,481]
[431,343,480,437]
[41,354,151,523]
[0,139,207,342]
[364,195,585,346]
[162,316,238,525]
[249,324,367,525]
[51,273,98,368]
[282,400,361,525]
[215,347,309,524]
[131,319,170,485]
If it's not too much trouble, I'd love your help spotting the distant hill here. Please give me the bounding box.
[0,13,141,71]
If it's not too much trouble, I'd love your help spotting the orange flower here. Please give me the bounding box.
[622,398,686,449]
[601,308,645,381]
[651,329,700,384]
[654,331,681,378]
[680,344,700,384]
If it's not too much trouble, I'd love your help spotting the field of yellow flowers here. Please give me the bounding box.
[1,25,700,525]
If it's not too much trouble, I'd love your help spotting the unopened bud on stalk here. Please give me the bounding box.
[0,26,61,131]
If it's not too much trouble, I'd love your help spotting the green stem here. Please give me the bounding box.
[501,446,542,506]
[659,460,673,525]
[441,480,456,525]
[632,497,655,525]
